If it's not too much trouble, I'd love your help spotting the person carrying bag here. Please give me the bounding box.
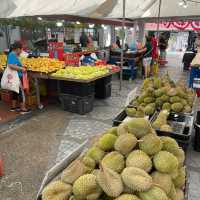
[1,41,30,114]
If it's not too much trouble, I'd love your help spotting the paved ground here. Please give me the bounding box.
[0,52,199,200]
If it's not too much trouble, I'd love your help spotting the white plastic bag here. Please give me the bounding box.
[1,67,20,93]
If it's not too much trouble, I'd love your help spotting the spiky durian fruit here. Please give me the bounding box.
[173,167,186,188]
[114,133,137,155]
[114,194,141,200]
[126,150,152,172]
[42,181,72,200]
[153,151,178,173]
[121,167,153,192]
[97,165,123,197]
[151,171,172,194]
[82,156,96,170]
[126,118,152,138]
[73,174,102,200]
[86,146,105,164]
[98,133,117,151]
[161,136,179,153]
[101,151,125,173]
[117,123,129,136]
[139,186,168,200]
[139,134,163,155]
[61,160,89,184]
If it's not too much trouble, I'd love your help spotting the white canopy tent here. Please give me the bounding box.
[4,0,200,20]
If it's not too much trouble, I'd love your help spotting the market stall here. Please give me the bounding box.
[0,55,120,114]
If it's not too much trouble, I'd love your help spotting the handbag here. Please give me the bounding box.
[22,72,29,93]
[0,66,20,93]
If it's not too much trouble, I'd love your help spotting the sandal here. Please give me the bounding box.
[20,109,31,115]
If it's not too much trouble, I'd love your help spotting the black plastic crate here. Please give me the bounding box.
[95,83,112,99]
[151,112,193,144]
[96,75,112,85]
[194,111,200,151]
[113,110,127,126]
[113,106,155,127]
[59,81,95,97]
[59,93,94,115]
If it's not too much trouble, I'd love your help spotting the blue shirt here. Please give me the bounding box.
[7,52,22,78]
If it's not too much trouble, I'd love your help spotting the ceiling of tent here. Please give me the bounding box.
[0,0,16,18]
[142,0,200,19]
[5,0,200,20]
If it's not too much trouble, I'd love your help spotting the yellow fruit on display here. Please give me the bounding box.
[52,66,109,80]
[21,57,65,73]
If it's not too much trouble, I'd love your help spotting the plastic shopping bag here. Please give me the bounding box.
[22,72,29,93]
[1,67,20,93]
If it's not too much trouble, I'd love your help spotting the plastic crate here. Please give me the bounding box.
[26,95,37,106]
[151,112,193,151]
[0,90,13,104]
[95,83,111,99]
[60,81,95,97]
[59,93,94,115]
[194,111,200,152]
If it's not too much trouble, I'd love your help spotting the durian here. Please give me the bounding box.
[86,147,105,163]
[82,156,96,170]
[101,151,125,173]
[153,151,178,173]
[97,165,123,197]
[171,103,183,113]
[73,174,102,200]
[176,188,184,200]
[139,134,163,155]
[117,123,129,136]
[114,133,137,155]
[126,107,137,117]
[139,186,168,200]
[114,194,141,200]
[121,167,153,192]
[42,181,72,200]
[61,160,89,184]
[160,124,173,132]
[151,171,172,194]
[126,118,152,138]
[173,167,186,188]
[126,150,152,172]
[98,134,117,151]
[161,137,179,153]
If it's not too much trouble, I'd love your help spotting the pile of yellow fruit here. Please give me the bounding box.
[52,66,109,80]
[0,54,7,70]
[21,57,65,73]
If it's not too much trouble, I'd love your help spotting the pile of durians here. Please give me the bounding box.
[126,74,195,118]
[42,118,186,200]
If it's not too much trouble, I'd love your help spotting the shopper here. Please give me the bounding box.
[116,36,121,49]
[159,34,168,61]
[80,32,89,48]
[143,36,153,78]
[8,41,30,114]
[151,34,158,75]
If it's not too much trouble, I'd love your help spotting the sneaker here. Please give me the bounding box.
[20,109,31,115]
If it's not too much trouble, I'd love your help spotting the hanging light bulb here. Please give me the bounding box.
[76,21,80,25]
[178,1,184,6]
[89,24,94,28]
[56,22,63,27]
[37,17,42,20]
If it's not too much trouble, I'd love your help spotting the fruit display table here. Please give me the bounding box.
[30,68,120,110]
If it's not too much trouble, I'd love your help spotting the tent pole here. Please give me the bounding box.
[156,0,162,37]
[120,0,126,91]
